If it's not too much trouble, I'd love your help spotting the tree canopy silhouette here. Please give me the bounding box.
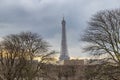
[82,9,120,64]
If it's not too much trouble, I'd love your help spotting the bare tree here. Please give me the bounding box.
[0,32,55,80]
[82,9,120,65]
[82,9,120,80]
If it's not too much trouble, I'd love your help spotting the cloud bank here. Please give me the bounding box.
[0,0,120,58]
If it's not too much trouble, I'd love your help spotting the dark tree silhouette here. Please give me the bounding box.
[82,9,120,80]
[0,32,55,80]
[82,9,120,65]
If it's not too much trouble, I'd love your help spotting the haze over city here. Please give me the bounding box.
[0,0,120,58]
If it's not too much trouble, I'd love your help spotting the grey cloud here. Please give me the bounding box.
[0,0,120,57]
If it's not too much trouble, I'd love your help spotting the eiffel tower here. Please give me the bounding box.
[59,17,70,61]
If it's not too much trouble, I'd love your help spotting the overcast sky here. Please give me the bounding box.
[0,0,120,58]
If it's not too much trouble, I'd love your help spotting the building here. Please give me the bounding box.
[59,17,70,61]
[64,59,84,65]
